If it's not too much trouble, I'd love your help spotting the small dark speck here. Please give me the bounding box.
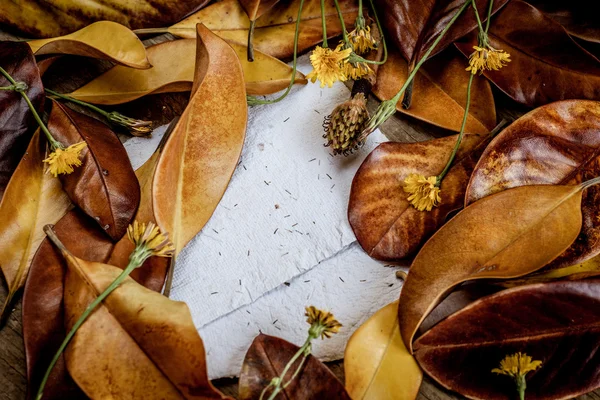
[304,280,311,283]
[272,319,278,325]
[360,279,366,282]
[294,230,303,234]
[212,229,219,234]
[243,165,247,170]
[248,250,250,256]
[234,204,238,207]
[282,252,289,256]
[314,109,321,114]
[211,292,218,295]
[239,279,242,285]
[284,214,290,218]
[264,180,270,185]
[284,117,290,122]
[388,283,394,287]
[339,277,345,283]
[275,204,280,209]
[246,310,251,314]
[308,158,316,162]
[330,184,335,190]
[285,189,292,195]
[274,326,281,331]
[219,252,222,256]
[284,282,290,286]
[292,223,298,227]
[274,228,279,234]
[326,173,332,180]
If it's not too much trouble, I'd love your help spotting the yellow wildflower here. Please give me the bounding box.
[127,221,175,258]
[348,25,378,55]
[466,45,511,75]
[492,352,542,378]
[342,60,373,81]
[305,306,342,339]
[43,142,87,177]
[403,174,441,212]
[324,93,369,155]
[306,45,352,88]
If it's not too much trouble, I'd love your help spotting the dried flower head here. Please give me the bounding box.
[324,93,369,155]
[43,142,87,177]
[127,221,175,258]
[306,45,352,88]
[342,60,373,81]
[492,352,542,378]
[108,111,153,137]
[403,173,441,212]
[466,45,511,75]
[349,25,378,55]
[305,306,342,339]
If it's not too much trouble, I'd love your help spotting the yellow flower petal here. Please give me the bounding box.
[127,220,175,258]
[492,352,542,378]
[403,174,441,212]
[348,25,378,55]
[306,45,351,88]
[305,306,342,339]
[43,141,87,177]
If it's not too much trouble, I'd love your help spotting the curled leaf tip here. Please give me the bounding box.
[324,93,369,156]
[127,221,175,258]
[306,45,352,88]
[305,306,342,339]
[43,142,87,177]
[403,173,441,212]
[466,45,511,75]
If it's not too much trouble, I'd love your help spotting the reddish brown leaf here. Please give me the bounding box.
[47,100,140,240]
[374,0,508,67]
[465,100,600,269]
[239,334,350,400]
[526,0,600,44]
[414,280,600,400]
[455,0,600,107]
[0,41,45,199]
[349,133,488,261]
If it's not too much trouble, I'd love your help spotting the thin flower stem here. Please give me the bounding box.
[247,20,256,61]
[35,227,150,400]
[485,0,494,33]
[348,0,388,65]
[436,73,474,184]
[282,354,308,389]
[0,85,15,90]
[0,66,62,149]
[581,175,600,190]
[46,88,110,119]
[247,0,305,105]
[333,0,350,43]
[321,0,328,47]
[266,337,312,400]
[358,0,363,20]
[472,1,485,34]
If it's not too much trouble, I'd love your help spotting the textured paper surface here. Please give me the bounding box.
[124,55,395,378]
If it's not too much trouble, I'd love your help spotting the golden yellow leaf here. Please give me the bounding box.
[27,21,150,69]
[0,131,71,323]
[345,301,422,400]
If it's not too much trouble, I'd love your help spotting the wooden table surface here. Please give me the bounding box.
[1,29,599,400]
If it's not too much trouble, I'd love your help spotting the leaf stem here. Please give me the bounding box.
[247,0,305,105]
[321,0,328,47]
[247,20,256,62]
[0,66,62,149]
[436,73,474,184]
[35,225,150,400]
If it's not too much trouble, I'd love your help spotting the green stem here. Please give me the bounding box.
[436,73,474,184]
[35,227,149,400]
[0,85,15,90]
[266,337,312,400]
[247,0,305,105]
[472,0,485,34]
[46,89,110,119]
[348,0,388,65]
[0,66,62,149]
[516,375,526,400]
[357,0,363,20]
[247,20,256,62]
[321,0,328,47]
[282,354,308,389]
[333,0,350,43]
[485,0,494,33]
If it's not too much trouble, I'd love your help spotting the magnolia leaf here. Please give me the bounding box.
[466,100,600,270]
[239,334,351,400]
[46,232,227,399]
[27,21,150,69]
[374,0,508,67]
[526,0,600,44]
[455,0,600,107]
[167,0,358,59]
[239,0,280,21]
[0,131,70,324]
[152,25,247,254]
[349,133,488,261]
[67,39,305,105]
[0,41,45,198]
[414,280,600,400]
[398,182,591,352]
[47,100,140,240]
[345,301,422,400]
[373,48,496,133]
[23,141,172,399]
[0,0,210,38]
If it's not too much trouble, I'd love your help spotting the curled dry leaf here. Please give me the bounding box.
[48,232,227,399]
[349,133,488,261]
[0,131,70,324]
[373,48,496,133]
[23,142,171,399]
[526,0,600,44]
[466,100,600,270]
[152,25,247,254]
[168,0,358,59]
[374,0,508,67]
[0,0,210,38]
[455,0,600,107]
[345,301,422,400]
[0,41,45,198]
[398,182,590,352]
[47,100,140,240]
[67,39,305,105]
[239,334,351,400]
[27,21,150,69]
[414,280,600,400]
